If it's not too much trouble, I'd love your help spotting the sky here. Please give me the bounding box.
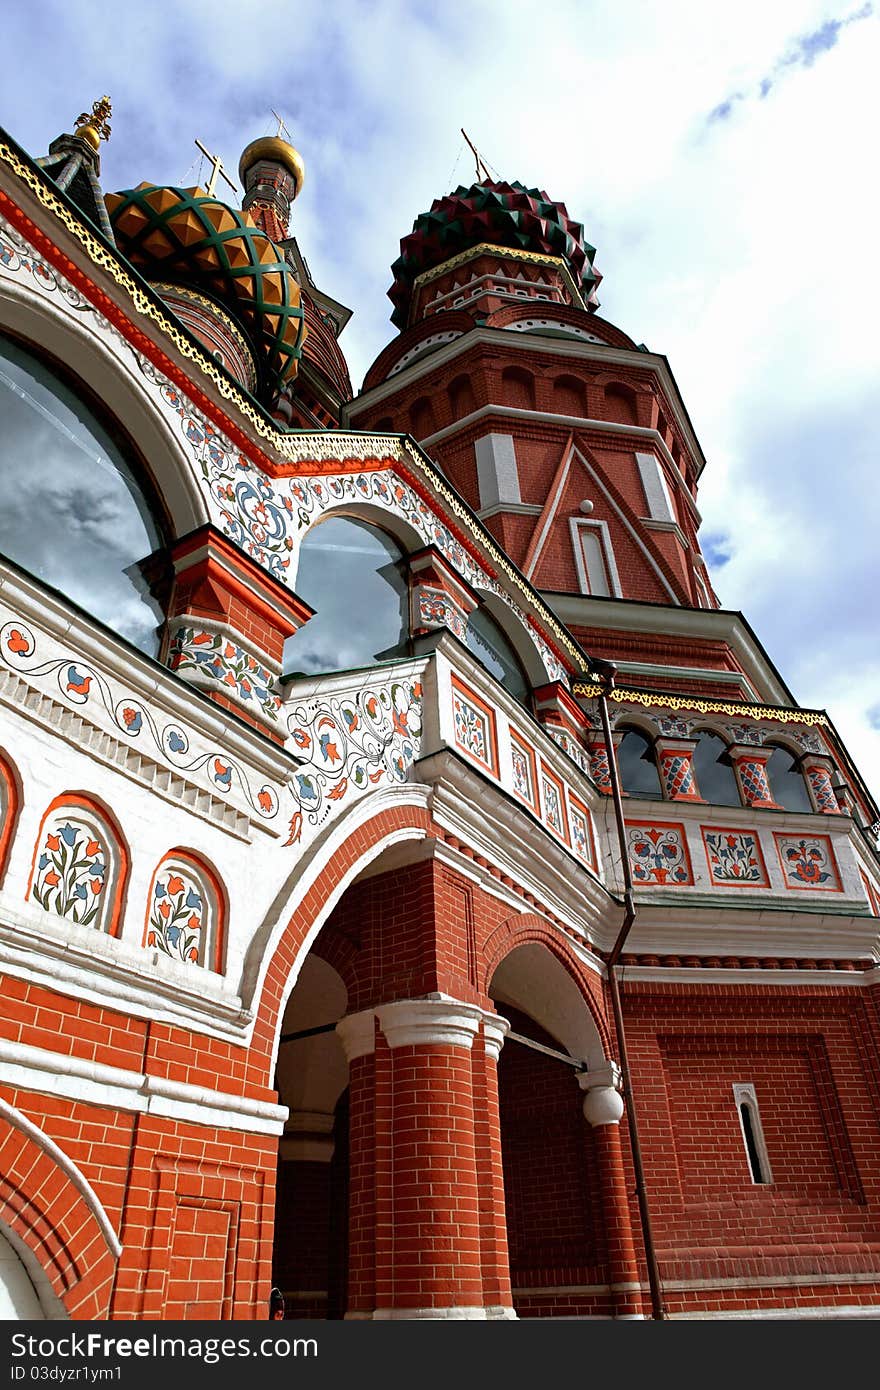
[1,0,878,806]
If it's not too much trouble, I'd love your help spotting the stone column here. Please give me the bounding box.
[727,743,780,809]
[579,1062,644,1319]
[585,730,622,796]
[408,545,476,645]
[654,737,703,802]
[164,525,312,743]
[335,1009,378,1320]
[471,1010,516,1319]
[373,995,487,1319]
[801,755,843,815]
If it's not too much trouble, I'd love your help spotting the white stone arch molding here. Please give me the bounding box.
[0,220,208,538]
[239,783,432,1064]
[612,710,658,740]
[289,499,426,589]
[0,1095,123,1261]
[469,586,553,689]
[217,457,561,684]
[0,1222,64,1320]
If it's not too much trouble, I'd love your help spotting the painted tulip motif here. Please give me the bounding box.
[148,867,206,964]
[32,820,107,927]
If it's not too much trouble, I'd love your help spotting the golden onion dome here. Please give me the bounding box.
[239,136,305,201]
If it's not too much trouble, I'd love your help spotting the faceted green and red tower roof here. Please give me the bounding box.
[388,179,601,328]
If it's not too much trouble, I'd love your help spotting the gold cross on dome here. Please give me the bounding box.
[194,138,237,197]
[271,109,293,143]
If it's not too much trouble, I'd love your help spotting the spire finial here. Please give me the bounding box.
[73,96,112,151]
[461,128,492,183]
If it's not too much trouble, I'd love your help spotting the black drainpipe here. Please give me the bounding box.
[593,659,667,1321]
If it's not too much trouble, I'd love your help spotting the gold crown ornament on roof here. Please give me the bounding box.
[74,96,112,151]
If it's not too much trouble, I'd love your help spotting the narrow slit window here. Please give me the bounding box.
[733,1083,772,1185]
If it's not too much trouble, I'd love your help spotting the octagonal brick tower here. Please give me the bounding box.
[346,177,744,699]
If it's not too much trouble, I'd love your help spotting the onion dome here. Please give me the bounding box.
[239,135,305,245]
[389,180,601,328]
[240,136,305,204]
[104,183,306,400]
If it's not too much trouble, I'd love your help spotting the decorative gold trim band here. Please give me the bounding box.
[410,242,586,312]
[572,682,829,727]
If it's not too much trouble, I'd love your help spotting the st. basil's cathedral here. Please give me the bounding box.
[0,97,878,1320]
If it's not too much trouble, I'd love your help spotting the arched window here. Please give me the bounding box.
[145,851,224,971]
[0,333,167,656]
[617,726,662,799]
[765,743,812,813]
[284,517,409,676]
[464,606,530,706]
[29,795,128,936]
[692,730,740,806]
[733,1083,773,1185]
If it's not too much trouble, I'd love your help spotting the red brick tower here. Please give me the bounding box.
[347,178,737,700]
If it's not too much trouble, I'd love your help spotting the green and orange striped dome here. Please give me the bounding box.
[105,183,306,397]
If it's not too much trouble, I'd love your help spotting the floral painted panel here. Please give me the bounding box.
[702,827,769,887]
[540,768,568,842]
[147,864,209,965]
[417,590,467,641]
[169,627,282,722]
[569,797,596,869]
[774,834,842,891]
[285,675,424,846]
[450,679,497,776]
[32,820,107,927]
[510,731,537,809]
[626,822,694,886]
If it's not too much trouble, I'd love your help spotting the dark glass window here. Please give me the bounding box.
[617,727,662,798]
[739,1104,768,1184]
[284,517,408,675]
[465,606,530,706]
[765,744,812,813]
[0,333,165,655]
[692,731,740,806]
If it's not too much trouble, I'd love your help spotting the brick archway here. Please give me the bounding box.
[0,1099,121,1319]
[483,913,613,1062]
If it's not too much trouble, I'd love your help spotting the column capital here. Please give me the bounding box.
[376,994,484,1051]
[335,1009,376,1062]
[481,1010,511,1062]
[578,1061,624,1126]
